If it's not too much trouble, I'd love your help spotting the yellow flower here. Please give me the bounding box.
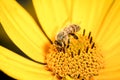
[0,0,120,80]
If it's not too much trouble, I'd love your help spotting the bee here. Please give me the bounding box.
[54,24,80,51]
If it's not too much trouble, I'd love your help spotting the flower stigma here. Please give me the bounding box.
[45,24,104,80]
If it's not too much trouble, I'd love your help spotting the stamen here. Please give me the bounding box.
[77,74,80,78]
[78,49,81,55]
[83,29,85,36]
[90,37,92,44]
[91,43,95,49]
[71,52,74,58]
[86,46,89,53]
[88,32,91,39]
[63,48,65,53]
[67,45,69,48]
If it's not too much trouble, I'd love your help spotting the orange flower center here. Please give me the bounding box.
[45,29,104,80]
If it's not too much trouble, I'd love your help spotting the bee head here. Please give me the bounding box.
[76,25,81,32]
[54,40,63,47]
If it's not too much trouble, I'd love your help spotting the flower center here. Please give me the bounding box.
[45,29,104,80]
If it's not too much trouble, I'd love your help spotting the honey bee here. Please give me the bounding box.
[54,24,80,51]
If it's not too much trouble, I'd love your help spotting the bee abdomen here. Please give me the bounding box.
[64,24,80,34]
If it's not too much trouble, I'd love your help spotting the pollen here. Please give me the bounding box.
[45,29,104,80]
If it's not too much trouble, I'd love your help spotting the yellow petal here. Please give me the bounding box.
[33,0,69,40]
[95,69,120,80]
[33,0,96,38]
[91,2,120,72]
[104,43,120,62]
[95,43,120,80]
[65,0,115,34]
[94,0,120,50]
[105,47,120,68]
[0,0,49,62]
[0,46,54,80]
[33,0,119,40]
[95,65,120,80]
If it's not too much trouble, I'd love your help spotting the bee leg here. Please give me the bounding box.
[62,48,65,53]
[67,39,70,48]
[70,33,78,39]
[54,40,63,52]
[62,42,66,53]
[56,47,62,52]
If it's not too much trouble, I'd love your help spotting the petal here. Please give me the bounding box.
[90,1,120,79]
[71,0,102,31]
[95,43,120,80]
[95,69,120,80]
[0,0,49,62]
[33,0,94,39]
[94,0,120,50]
[95,58,120,80]
[33,0,68,40]
[105,47,120,69]
[104,43,120,62]
[0,46,54,80]
[33,0,118,40]
[68,0,114,34]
